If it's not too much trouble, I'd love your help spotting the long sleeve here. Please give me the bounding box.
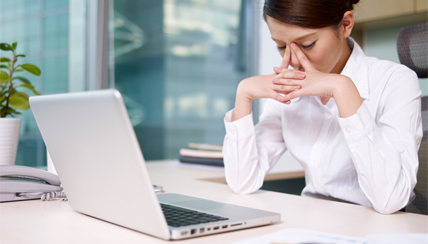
[337,67,422,214]
[223,99,287,194]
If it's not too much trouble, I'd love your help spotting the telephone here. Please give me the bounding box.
[0,165,67,202]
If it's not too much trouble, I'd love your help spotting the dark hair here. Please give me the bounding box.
[263,0,360,29]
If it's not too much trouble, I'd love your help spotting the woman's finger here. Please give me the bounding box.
[272,83,301,93]
[279,44,291,69]
[268,90,287,101]
[274,54,291,74]
[277,93,292,104]
[273,77,303,86]
[290,42,315,72]
[277,95,292,104]
[278,88,304,102]
[273,44,291,74]
[274,70,306,80]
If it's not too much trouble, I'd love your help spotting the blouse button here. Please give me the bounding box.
[344,127,351,134]
[326,114,331,119]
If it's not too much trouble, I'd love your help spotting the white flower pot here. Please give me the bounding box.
[0,118,21,165]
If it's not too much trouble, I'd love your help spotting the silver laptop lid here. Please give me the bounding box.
[30,89,170,239]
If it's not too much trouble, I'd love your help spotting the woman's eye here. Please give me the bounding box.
[301,41,316,50]
[277,45,286,50]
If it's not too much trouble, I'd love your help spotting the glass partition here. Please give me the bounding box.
[112,0,249,160]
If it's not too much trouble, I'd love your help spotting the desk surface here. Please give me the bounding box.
[1,160,427,244]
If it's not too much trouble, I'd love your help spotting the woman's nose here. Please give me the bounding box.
[290,49,301,70]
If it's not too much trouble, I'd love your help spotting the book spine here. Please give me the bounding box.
[179,156,224,167]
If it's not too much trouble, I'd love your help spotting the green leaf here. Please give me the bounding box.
[0,43,13,51]
[16,54,26,58]
[1,107,20,118]
[0,79,10,85]
[21,64,41,76]
[14,68,23,72]
[1,88,11,96]
[12,42,17,50]
[32,89,41,96]
[13,76,30,84]
[0,70,9,84]
[0,57,10,62]
[17,83,33,89]
[17,83,41,95]
[0,65,8,69]
[9,91,30,110]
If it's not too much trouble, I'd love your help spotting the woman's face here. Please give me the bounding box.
[265,16,350,74]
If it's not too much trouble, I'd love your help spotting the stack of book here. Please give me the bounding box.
[179,143,224,167]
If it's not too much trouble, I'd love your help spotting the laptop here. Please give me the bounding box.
[29,89,281,240]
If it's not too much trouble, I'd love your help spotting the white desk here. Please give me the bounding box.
[1,160,427,244]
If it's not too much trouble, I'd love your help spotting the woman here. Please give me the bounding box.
[223,0,422,214]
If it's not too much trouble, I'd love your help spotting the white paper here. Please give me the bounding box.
[366,233,428,244]
[233,228,366,244]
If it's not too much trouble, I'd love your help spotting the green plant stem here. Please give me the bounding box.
[2,50,16,117]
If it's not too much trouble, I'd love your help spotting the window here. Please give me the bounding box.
[112,0,253,160]
[0,0,256,167]
[0,0,87,167]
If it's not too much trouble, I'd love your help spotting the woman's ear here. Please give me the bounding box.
[342,11,354,38]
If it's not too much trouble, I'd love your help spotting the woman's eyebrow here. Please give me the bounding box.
[271,32,317,42]
[295,32,317,40]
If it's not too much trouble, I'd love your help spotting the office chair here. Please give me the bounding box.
[396,22,428,215]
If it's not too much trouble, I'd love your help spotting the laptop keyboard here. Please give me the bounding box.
[161,203,229,227]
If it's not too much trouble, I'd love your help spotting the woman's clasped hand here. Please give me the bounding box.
[272,42,346,105]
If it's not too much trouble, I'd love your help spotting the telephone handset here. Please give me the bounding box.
[0,165,67,202]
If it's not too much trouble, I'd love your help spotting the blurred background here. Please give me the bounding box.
[0,0,426,169]
[0,0,257,166]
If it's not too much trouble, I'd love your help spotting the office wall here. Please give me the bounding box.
[363,23,428,96]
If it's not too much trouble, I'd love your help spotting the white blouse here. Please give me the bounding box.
[223,39,422,214]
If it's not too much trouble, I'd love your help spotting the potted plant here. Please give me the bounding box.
[0,42,41,165]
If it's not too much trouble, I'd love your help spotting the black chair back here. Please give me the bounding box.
[397,22,428,215]
[397,22,428,78]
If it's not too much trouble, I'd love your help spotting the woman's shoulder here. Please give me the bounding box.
[349,39,417,81]
[361,55,419,91]
[363,56,421,98]
[365,56,416,76]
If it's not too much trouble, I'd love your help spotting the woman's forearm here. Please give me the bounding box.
[232,74,278,121]
[333,76,363,118]
[232,82,253,121]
